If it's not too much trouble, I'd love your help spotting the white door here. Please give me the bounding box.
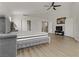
[65,18,74,37]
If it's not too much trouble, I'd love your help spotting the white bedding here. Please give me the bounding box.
[16,31,48,39]
[16,31,49,49]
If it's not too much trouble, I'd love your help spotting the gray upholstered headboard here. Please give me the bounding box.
[0,16,11,34]
[0,33,17,57]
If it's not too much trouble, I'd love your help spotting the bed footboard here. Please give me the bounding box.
[17,35,49,49]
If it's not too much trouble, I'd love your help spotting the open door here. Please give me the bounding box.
[27,20,31,31]
[42,21,48,32]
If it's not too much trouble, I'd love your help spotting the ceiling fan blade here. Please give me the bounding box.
[54,5,61,7]
[52,2,55,6]
[53,7,56,10]
[47,5,52,10]
[47,7,51,10]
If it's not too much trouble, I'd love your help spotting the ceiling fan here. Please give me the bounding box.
[45,2,61,10]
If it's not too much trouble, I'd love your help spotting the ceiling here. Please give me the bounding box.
[0,2,71,17]
[0,2,49,16]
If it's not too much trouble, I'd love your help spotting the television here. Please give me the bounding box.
[56,26,62,31]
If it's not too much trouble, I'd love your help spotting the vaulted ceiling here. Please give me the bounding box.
[0,2,71,18]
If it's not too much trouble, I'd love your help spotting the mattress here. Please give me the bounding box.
[16,31,48,39]
[16,32,49,49]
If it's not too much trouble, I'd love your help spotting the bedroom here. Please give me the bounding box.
[0,2,79,57]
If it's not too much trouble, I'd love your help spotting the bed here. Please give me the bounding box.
[16,32,50,49]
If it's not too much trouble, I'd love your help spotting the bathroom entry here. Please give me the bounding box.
[42,21,48,32]
[27,20,31,31]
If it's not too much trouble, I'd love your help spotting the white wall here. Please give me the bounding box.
[47,2,72,34]
[11,2,79,40]
[65,18,74,37]
[31,17,42,32]
[73,17,79,41]
[47,2,77,38]
[30,2,79,41]
[12,15,44,32]
[71,3,79,41]
[12,2,74,36]
[74,18,79,41]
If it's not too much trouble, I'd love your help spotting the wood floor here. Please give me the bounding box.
[17,34,79,57]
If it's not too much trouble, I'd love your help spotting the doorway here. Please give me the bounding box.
[42,21,48,32]
[27,20,31,31]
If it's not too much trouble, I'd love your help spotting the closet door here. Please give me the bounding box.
[73,3,79,41]
[42,21,48,32]
[27,20,31,31]
[0,17,5,33]
[65,18,74,37]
